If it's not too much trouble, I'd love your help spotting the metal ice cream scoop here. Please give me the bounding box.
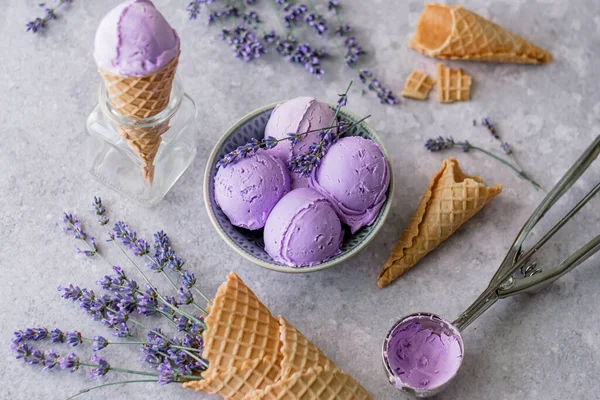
[383,135,600,398]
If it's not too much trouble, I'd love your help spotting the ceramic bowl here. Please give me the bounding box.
[204,102,394,273]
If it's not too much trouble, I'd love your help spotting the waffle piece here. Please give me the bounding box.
[401,70,436,100]
[278,316,336,376]
[201,272,282,375]
[183,357,281,400]
[409,4,552,64]
[98,54,179,185]
[377,158,502,288]
[245,367,373,400]
[436,63,472,103]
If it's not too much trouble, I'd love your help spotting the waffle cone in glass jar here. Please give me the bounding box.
[98,54,179,186]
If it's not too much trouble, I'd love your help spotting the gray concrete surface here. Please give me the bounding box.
[1,0,599,399]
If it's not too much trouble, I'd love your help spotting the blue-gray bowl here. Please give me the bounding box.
[204,102,395,273]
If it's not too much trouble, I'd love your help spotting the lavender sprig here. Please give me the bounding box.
[218,121,350,168]
[288,81,354,177]
[305,12,328,35]
[220,25,266,62]
[26,0,73,33]
[92,197,211,314]
[424,136,543,190]
[62,213,98,257]
[320,1,398,104]
[479,118,543,190]
[10,343,203,385]
[187,0,214,19]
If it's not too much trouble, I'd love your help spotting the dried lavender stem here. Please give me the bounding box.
[470,145,542,191]
[66,380,159,400]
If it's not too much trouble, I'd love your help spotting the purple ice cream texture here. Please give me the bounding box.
[214,153,291,230]
[93,0,180,77]
[309,136,390,234]
[263,188,343,267]
[387,318,463,391]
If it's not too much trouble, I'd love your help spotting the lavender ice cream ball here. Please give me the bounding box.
[264,97,336,189]
[264,188,343,267]
[310,136,390,234]
[214,153,290,230]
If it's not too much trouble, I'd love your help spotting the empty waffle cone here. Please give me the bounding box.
[401,70,436,100]
[409,3,552,64]
[278,316,336,376]
[98,54,179,186]
[183,357,282,400]
[244,367,373,400]
[377,158,502,288]
[201,272,282,376]
[436,63,472,103]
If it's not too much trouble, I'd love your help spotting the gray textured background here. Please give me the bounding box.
[1,0,599,399]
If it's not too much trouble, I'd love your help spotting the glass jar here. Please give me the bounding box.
[85,77,197,206]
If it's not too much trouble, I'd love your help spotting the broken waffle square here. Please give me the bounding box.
[436,63,472,103]
[401,69,436,100]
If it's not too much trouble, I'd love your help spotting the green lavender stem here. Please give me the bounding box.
[470,145,543,191]
[268,0,295,37]
[66,380,159,400]
[81,337,203,354]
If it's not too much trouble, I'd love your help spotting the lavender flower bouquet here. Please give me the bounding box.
[10,198,372,399]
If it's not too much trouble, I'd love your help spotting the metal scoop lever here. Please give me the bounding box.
[453,134,600,331]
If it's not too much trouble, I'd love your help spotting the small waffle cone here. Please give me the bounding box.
[278,316,336,376]
[98,55,179,186]
[201,272,282,375]
[436,63,472,103]
[401,70,436,100]
[183,357,282,400]
[409,3,552,64]
[244,367,372,400]
[377,158,502,288]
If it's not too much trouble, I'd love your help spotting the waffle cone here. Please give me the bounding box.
[201,272,282,375]
[244,367,372,400]
[183,357,282,400]
[409,3,552,64]
[278,316,336,376]
[377,158,502,288]
[98,55,179,185]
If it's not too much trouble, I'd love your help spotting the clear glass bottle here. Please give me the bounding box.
[85,77,197,206]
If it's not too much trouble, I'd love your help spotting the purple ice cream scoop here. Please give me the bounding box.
[214,153,291,230]
[385,315,463,391]
[264,97,336,189]
[310,136,390,233]
[93,0,180,77]
[264,188,343,267]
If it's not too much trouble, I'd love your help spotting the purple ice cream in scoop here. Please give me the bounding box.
[386,316,463,391]
[264,97,336,189]
[264,188,343,267]
[214,153,291,230]
[94,0,180,77]
[310,136,390,233]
